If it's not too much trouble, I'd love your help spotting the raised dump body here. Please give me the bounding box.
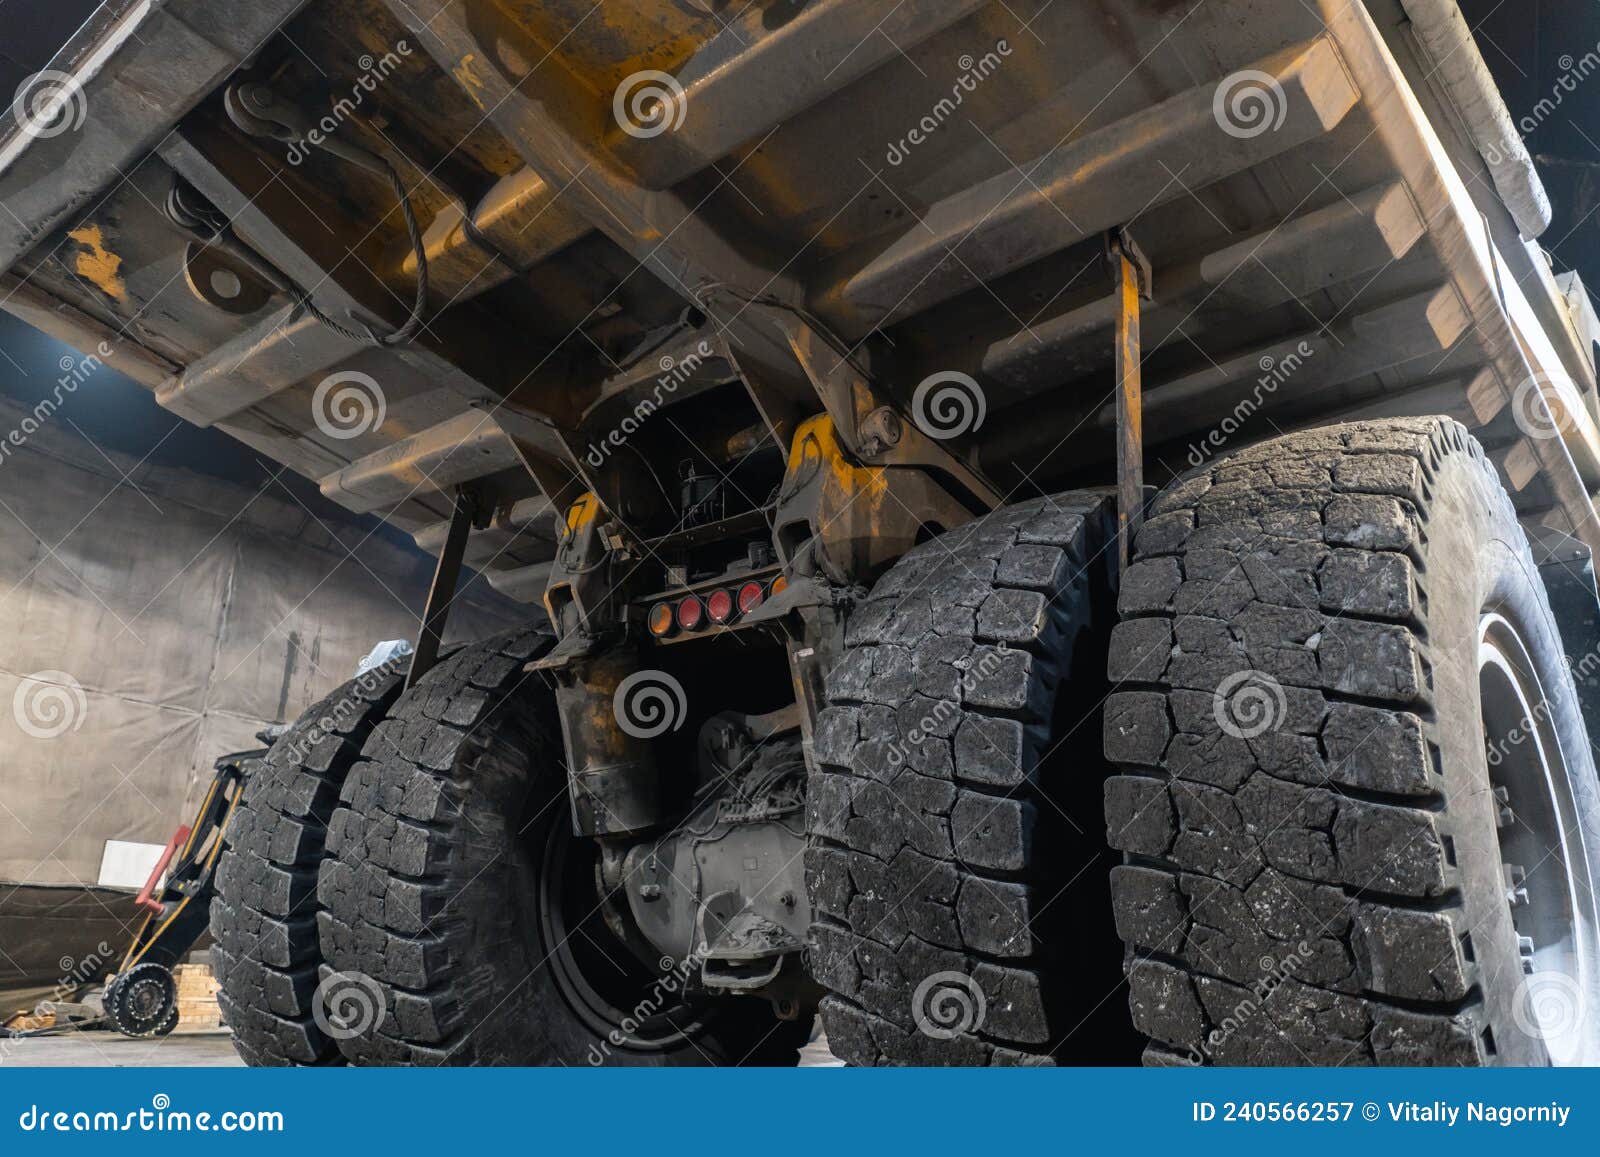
[4,0,1597,569]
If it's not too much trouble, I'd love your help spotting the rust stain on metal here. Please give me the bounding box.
[66,224,127,301]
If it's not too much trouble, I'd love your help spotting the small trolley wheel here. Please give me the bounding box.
[105,962,179,1038]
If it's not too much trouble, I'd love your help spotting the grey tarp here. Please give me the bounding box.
[0,391,521,1010]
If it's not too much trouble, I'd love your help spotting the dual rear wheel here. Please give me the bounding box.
[811,418,1600,1066]
[216,417,1600,1065]
[215,630,803,1066]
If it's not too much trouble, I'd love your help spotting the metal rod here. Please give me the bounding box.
[407,488,474,691]
[1113,242,1145,571]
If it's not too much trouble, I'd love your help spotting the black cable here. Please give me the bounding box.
[295,158,429,347]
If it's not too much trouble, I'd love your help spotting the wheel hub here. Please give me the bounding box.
[534,820,709,1052]
[1479,613,1598,1064]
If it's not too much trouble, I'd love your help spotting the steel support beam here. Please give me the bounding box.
[605,0,991,190]
[407,487,475,692]
[820,37,1360,335]
[0,0,312,277]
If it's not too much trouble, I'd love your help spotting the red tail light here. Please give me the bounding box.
[707,588,736,625]
[677,596,706,632]
[737,581,765,615]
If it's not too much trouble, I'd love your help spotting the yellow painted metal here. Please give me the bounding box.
[1113,247,1143,570]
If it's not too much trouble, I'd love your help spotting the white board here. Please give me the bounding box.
[96,840,167,891]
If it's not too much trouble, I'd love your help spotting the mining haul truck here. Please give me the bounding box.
[7,0,1600,1067]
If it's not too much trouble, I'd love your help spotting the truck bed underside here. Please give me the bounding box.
[3,0,1599,593]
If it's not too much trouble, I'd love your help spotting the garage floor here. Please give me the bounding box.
[4,1029,243,1067]
[6,1025,840,1067]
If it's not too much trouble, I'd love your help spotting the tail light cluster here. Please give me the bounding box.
[648,576,789,638]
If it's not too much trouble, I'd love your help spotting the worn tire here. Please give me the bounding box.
[808,490,1132,1064]
[210,660,406,1065]
[318,627,808,1065]
[1104,417,1600,1065]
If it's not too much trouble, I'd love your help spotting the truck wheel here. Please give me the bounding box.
[318,627,808,1065]
[808,491,1133,1064]
[210,660,407,1065]
[1105,417,1600,1065]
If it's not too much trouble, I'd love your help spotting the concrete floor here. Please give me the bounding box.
[3,1029,243,1067]
[4,1023,840,1067]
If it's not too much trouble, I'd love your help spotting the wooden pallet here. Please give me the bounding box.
[172,963,221,1031]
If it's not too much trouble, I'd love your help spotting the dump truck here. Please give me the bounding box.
[5,0,1600,1067]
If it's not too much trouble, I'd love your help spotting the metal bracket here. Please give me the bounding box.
[406,487,479,691]
[778,316,1001,510]
[1106,227,1152,571]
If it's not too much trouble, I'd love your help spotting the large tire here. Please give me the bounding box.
[318,627,808,1066]
[210,660,406,1065]
[807,490,1133,1064]
[1104,417,1600,1065]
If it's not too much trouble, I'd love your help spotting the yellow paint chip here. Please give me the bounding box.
[453,53,487,107]
[67,224,127,301]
